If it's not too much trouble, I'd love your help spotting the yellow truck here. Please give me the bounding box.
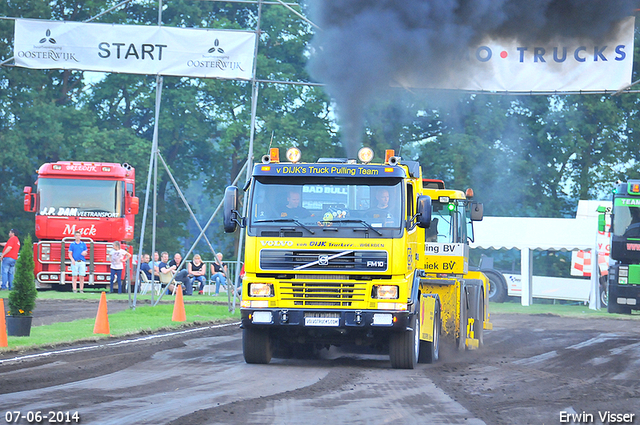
[223,147,490,368]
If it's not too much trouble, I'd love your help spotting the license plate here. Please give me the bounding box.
[304,317,340,327]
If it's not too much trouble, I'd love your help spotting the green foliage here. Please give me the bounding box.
[3,0,640,258]
[7,235,37,316]
[0,301,240,350]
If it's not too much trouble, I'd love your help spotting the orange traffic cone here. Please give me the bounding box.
[172,285,186,322]
[93,291,110,334]
[0,299,8,347]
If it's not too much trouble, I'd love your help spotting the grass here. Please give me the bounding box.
[489,300,640,319]
[1,290,241,352]
[23,287,238,303]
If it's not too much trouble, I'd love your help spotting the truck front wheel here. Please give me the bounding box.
[390,314,418,369]
[457,290,468,351]
[243,327,272,364]
[418,308,440,364]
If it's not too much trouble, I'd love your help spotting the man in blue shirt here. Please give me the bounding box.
[139,253,152,280]
[68,231,88,293]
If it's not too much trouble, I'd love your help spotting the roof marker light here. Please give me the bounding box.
[384,149,395,164]
[269,148,280,163]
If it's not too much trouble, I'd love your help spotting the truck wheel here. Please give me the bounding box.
[390,314,418,369]
[474,292,484,346]
[418,308,440,364]
[457,290,467,351]
[484,269,507,303]
[243,327,272,364]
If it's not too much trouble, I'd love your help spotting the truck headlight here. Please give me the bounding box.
[249,283,274,297]
[372,285,399,299]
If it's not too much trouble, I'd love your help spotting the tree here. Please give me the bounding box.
[8,234,37,317]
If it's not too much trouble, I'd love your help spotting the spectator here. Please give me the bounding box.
[189,254,207,294]
[151,251,160,280]
[0,229,20,290]
[210,252,228,296]
[139,253,152,280]
[68,231,88,293]
[162,252,193,296]
[109,241,131,294]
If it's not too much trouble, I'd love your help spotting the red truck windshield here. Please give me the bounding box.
[37,178,124,218]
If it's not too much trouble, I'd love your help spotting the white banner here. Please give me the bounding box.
[14,19,256,80]
[398,17,635,92]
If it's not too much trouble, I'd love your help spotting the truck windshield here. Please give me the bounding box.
[249,178,403,231]
[613,201,640,238]
[427,201,465,243]
[37,178,124,218]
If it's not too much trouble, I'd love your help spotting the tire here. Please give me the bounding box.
[390,314,419,369]
[243,327,272,364]
[483,269,508,303]
[457,290,468,351]
[474,292,484,346]
[418,307,440,364]
[599,276,608,307]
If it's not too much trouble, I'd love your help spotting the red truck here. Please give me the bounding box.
[23,161,139,289]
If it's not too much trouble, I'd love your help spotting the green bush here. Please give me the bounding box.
[7,235,37,316]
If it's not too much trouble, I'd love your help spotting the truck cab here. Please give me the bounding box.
[601,180,640,313]
[24,161,138,288]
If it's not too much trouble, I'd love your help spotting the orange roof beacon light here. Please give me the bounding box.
[358,147,375,164]
[286,147,302,163]
[465,188,474,199]
[269,147,280,163]
[384,149,395,164]
[630,183,640,194]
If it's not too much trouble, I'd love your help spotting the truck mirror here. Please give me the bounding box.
[223,186,240,233]
[130,196,139,215]
[416,195,432,228]
[23,186,35,213]
[471,202,483,221]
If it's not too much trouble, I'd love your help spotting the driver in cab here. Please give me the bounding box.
[278,191,311,219]
[368,188,395,226]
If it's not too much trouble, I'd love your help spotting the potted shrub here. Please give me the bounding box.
[6,234,37,336]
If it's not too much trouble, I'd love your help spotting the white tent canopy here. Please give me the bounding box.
[471,216,596,251]
[469,200,610,308]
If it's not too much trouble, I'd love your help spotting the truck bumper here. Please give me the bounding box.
[241,308,412,332]
[609,284,640,309]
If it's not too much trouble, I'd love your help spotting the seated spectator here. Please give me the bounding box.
[151,251,160,280]
[139,253,152,280]
[188,254,207,294]
[210,252,228,296]
[160,252,193,296]
[236,263,245,297]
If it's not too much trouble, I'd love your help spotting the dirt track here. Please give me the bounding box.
[0,301,639,425]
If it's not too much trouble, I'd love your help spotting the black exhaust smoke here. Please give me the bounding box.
[306,0,637,155]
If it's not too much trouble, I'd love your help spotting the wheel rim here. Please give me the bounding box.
[487,280,497,298]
